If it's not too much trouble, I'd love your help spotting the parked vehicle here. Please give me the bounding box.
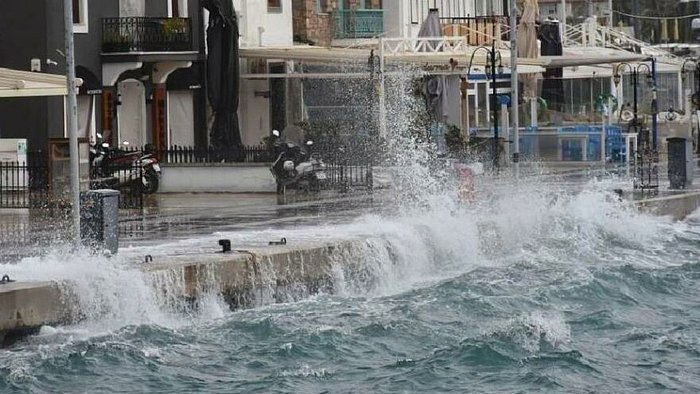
[90,134,161,194]
[269,130,327,194]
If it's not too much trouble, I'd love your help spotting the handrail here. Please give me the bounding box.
[563,22,678,60]
[102,17,193,53]
[382,36,473,55]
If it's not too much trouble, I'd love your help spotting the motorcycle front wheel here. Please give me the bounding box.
[142,169,160,194]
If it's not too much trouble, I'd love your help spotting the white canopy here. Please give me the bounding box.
[0,67,68,98]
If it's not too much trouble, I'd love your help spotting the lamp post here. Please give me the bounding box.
[613,61,654,148]
[468,41,504,170]
[681,58,700,153]
[614,59,659,191]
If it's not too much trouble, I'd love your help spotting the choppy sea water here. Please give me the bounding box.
[2,181,700,393]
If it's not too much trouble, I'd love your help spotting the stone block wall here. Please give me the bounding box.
[292,0,383,46]
[292,0,334,47]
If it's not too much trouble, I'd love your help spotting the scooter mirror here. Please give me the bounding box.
[272,129,280,137]
[306,140,314,146]
[102,142,110,148]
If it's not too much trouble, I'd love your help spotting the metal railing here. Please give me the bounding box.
[563,23,678,60]
[332,9,385,39]
[410,0,479,24]
[0,157,49,209]
[154,145,275,164]
[102,17,193,53]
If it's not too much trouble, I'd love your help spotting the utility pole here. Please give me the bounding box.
[633,0,641,39]
[510,0,520,173]
[490,41,499,171]
[63,0,81,246]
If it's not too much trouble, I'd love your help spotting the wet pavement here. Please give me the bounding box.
[0,191,380,262]
[119,192,380,247]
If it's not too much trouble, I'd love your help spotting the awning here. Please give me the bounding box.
[543,54,649,68]
[0,67,69,98]
[239,46,548,73]
[541,46,679,69]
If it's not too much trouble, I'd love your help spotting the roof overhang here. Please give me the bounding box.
[240,46,548,74]
[101,51,201,63]
[543,54,650,68]
[0,67,68,98]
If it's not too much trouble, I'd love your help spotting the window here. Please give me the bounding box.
[72,0,88,33]
[168,0,188,17]
[268,0,282,13]
[317,0,331,13]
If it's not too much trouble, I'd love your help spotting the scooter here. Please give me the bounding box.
[90,134,161,194]
[269,129,327,194]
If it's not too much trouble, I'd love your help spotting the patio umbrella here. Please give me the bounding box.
[517,0,539,99]
[203,0,242,159]
[419,9,448,123]
[539,20,564,112]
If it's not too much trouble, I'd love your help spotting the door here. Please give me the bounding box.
[269,63,287,133]
[167,90,195,146]
[117,79,147,147]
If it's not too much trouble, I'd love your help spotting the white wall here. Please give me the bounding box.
[160,165,276,193]
[234,0,293,47]
[239,79,270,146]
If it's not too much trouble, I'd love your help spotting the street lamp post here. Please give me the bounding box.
[613,61,654,148]
[681,58,700,153]
[468,41,504,170]
[613,59,659,191]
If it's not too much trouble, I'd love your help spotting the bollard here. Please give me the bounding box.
[80,189,120,255]
[219,239,232,253]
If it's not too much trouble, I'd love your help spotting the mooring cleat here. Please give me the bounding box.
[219,239,232,253]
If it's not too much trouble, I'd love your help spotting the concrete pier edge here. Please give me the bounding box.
[0,240,363,343]
[3,190,700,343]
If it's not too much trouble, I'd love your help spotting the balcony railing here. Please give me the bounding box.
[102,17,193,53]
[332,10,385,39]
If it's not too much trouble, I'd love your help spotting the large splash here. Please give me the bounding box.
[0,64,684,338]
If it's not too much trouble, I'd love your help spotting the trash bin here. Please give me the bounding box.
[80,189,119,254]
[667,137,693,189]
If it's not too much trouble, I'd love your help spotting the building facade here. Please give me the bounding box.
[0,0,205,152]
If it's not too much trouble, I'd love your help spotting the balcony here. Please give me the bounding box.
[102,17,193,53]
[332,10,385,39]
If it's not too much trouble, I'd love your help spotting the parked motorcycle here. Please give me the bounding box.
[90,134,161,194]
[269,129,327,194]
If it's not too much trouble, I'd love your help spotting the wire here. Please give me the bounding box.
[613,10,700,21]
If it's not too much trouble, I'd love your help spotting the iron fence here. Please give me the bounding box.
[155,145,275,164]
[102,17,193,53]
[325,162,373,193]
[0,156,49,209]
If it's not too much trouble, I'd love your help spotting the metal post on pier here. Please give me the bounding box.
[63,0,81,246]
[378,38,387,138]
[509,0,520,175]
